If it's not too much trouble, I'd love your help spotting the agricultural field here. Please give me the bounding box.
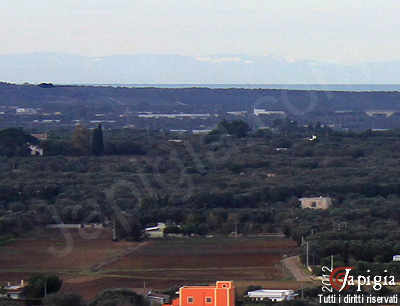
[0,228,302,300]
[0,228,138,271]
[108,238,295,265]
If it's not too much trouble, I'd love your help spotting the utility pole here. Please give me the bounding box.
[112,216,117,241]
[306,241,309,269]
[234,221,238,239]
[301,282,304,299]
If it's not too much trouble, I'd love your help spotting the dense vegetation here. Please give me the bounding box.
[2,120,400,273]
[22,274,63,299]
[42,293,86,306]
[0,128,38,157]
[89,289,148,306]
[2,82,400,114]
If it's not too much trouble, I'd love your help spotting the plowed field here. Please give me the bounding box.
[0,230,301,301]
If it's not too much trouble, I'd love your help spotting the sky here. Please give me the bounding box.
[1,0,400,64]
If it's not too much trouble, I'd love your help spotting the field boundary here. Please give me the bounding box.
[101,266,278,273]
[90,241,149,272]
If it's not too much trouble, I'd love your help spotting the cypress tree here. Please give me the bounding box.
[92,124,104,155]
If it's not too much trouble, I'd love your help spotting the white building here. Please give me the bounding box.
[254,109,286,116]
[138,113,211,119]
[393,255,400,261]
[227,111,247,116]
[145,223,167,238]
[247,289,298,302]
[16,108,37,115]
[192,129,212,134]
[28,144,44,156]
[0,280,27,299]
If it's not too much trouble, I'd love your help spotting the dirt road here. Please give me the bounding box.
[281,256,311,282]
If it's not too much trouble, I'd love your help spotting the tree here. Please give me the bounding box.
[246,285,262,292]
[89,289,148,306]
[212,119,251,138]
[164,225,182,234]
[38,83,55,88]
[71,124,90,155]
[0,286,7,295]
[42,293,86,306]
[0,128,38,157]
[22,274,62,299]
[114,212,143,241]
[91,124,104,156]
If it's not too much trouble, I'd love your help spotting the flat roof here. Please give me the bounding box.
[248,289,296,297]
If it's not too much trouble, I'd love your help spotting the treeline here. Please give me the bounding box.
[43,125,147,156]
[0,126,147,157]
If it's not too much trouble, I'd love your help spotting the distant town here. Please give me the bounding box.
[2,82,400,132]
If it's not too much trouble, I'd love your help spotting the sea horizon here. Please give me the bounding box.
[58,83,400,92]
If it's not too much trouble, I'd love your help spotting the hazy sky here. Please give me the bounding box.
[1,0,399,63]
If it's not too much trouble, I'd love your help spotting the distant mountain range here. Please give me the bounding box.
[1,53,400,84]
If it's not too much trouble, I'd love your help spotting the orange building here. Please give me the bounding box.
[164,281,235,306]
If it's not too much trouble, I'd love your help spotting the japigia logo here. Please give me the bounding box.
[322,266,396,292]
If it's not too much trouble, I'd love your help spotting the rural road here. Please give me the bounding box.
[90,241,149,272]
[281,256,311,282]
